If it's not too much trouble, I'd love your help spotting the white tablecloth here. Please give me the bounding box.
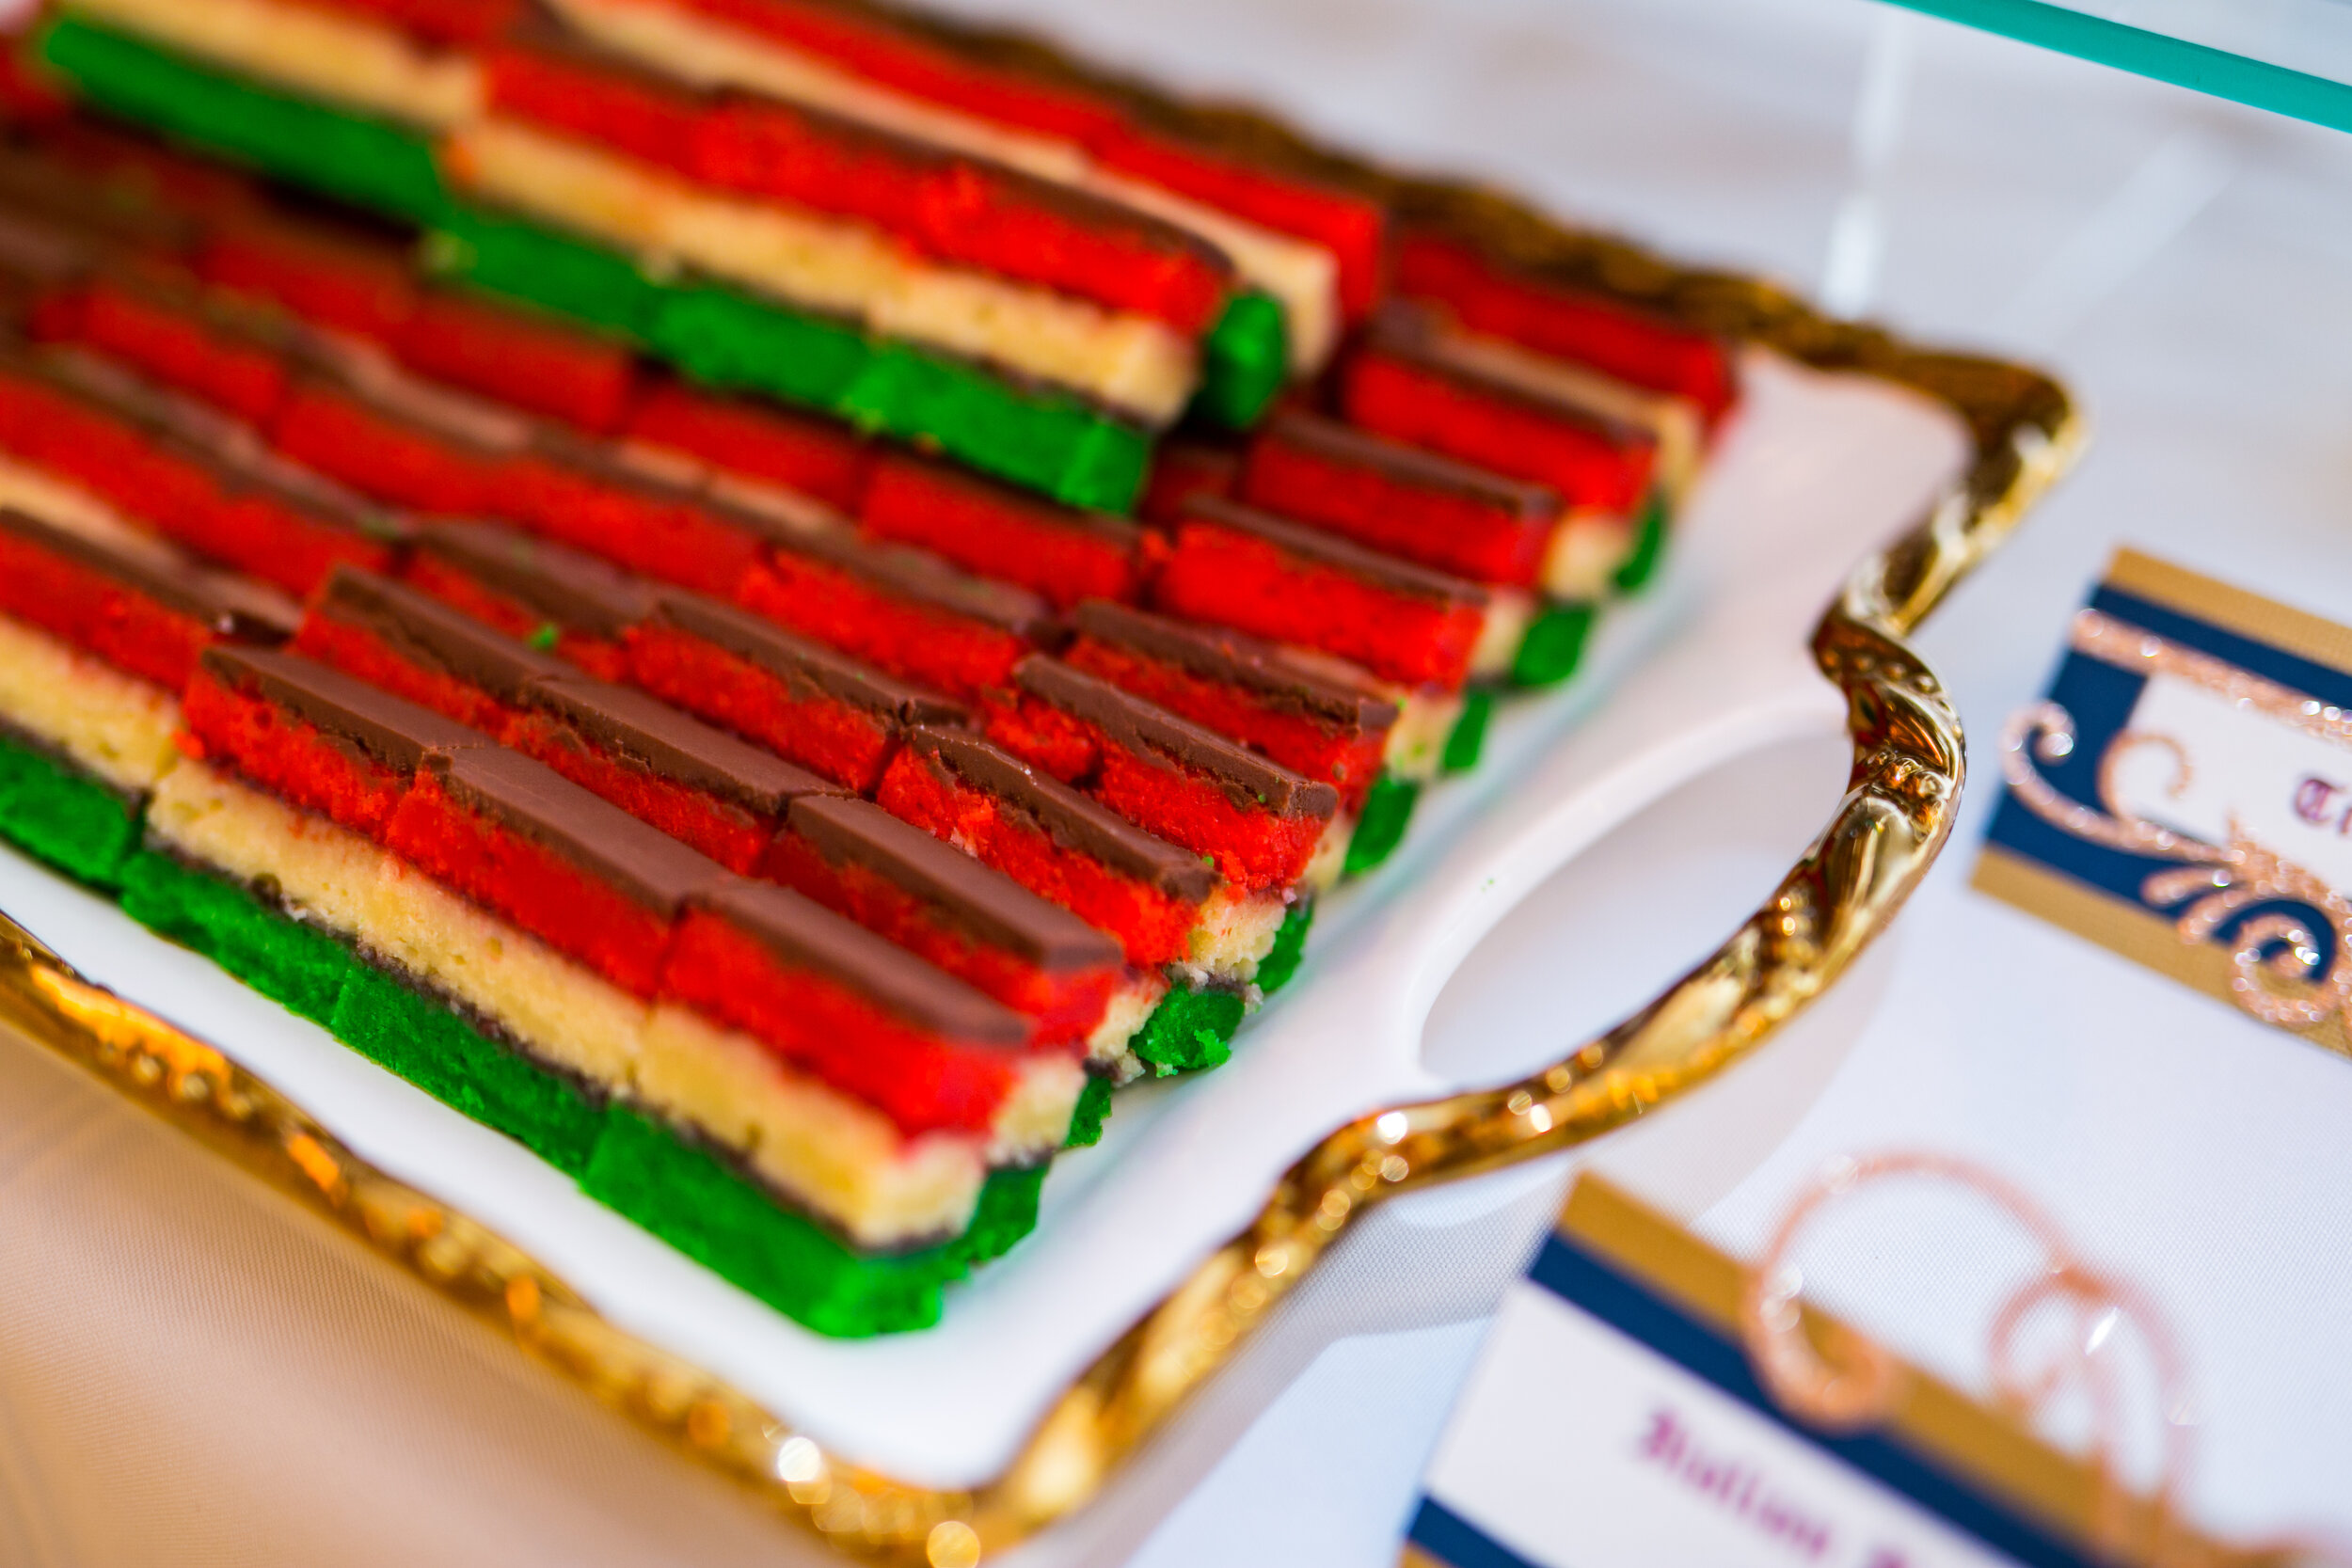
[8,1,2352,1562]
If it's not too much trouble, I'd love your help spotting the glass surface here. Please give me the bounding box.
[1885,0,2352,130]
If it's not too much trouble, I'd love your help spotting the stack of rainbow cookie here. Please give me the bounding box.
[0,3,1740,1335]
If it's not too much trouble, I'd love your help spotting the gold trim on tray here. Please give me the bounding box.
[0,9,2084,1563]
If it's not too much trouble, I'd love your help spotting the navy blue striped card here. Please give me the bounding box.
[1977,548,2352,1058]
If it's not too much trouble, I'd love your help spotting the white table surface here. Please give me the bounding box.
[8,1,2352,1562]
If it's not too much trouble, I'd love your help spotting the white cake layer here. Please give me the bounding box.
[0,614,182,793]
[637,1003,986,1249]
[67,0,484,128]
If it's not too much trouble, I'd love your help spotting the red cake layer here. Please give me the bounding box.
[1238,413,1557,587]
[398,549,631,677]
[383,762,687,999]
[35,274,289,423]
[733,544,1041,704]
[1090,126,1387,321]
[393,292,636,434]
[484,38,1232,334]
[269,380,502,515]
[0,522,224,689]
[1154,500,1487,690]
[1338,349,1653,514]
[1136,436,1237,526]
[757,823,1116,1037]
[662,902,1028,1138]
[0,357,215,527]
[622,379,868,512]
[668,0,1127,147]
[196,216,419,344]
[1394,234,1736,424]
[1060,605,1394,813]
[499,443,762,596]
[858,453,1157,610]
[875,735,1212,970]
[181,660,416,834]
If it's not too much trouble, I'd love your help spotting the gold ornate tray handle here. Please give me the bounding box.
[0,336,2076,1565]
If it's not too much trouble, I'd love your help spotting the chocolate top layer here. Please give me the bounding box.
[1180,496,1489,609]
[525,674,839,816]
[1265,410,1560,518]
[0,505,298,641]
[326,351,537,455]
[693,876,1033,1046]
[1015,657,1337,819]
[414,522,658,639]
[0,205,104,287]
[905,726,1216,903]
[652,591,965,728]
[778,525,1057,640]
[1367,302,1649,448]
[202,644,489,775]
[313,565,571,705]
[786,794,1119,972]
[1070,600,1398,734]
[426,745,725,915]
[0,149,194,251]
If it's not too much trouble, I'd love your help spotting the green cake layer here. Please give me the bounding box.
[119,848,356,1026]
[330,963,609,1177]
[1513,603,1596,689]
[1344,773,1421,878]
[1256,898,1316,995]
[1442,690,1495,775]
[1064,1073,1115,1148]
[0,727,144,889]
[1196,291,1286,431]
[1613,496,1671,595]
[588,1106,956,1336]
[40,20,453,224]
[1131,984,1245,1075]
[110,845,1041,1332]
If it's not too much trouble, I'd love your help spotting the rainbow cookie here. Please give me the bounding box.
[625,587,963,792]
[0,503,292,884]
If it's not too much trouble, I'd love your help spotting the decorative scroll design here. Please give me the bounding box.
[2002,700,2352,1033]
[1739,1152,2352,1568]
[0,24,2085,1568]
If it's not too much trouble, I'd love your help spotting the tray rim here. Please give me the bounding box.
[0,8,2084,1563]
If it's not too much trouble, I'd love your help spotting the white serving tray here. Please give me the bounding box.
[0,347,1969,1487]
